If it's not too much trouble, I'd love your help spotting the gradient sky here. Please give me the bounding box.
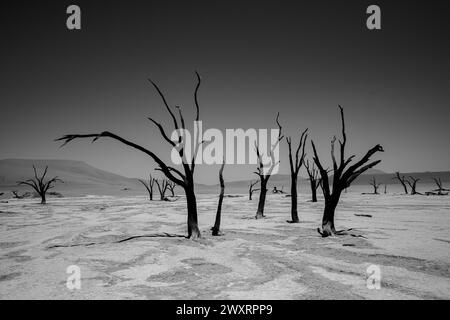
[1,0,449,184]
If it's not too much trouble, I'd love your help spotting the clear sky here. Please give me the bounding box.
[1,0,449,184]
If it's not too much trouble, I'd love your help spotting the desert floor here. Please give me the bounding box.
[0,192,449,299]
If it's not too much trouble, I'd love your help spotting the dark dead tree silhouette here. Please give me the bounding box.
[211,162,225,236]
[155,179,169,200]
[369,177,382,194]
[430,177,450,195]
[311,106,384,237]
[286,128,308,223]
[248,181,259,200]
[139,174,156,201]
[254,114,283,219]
[17,166,63,204]
[393,172,409,194]
[304,159,321,202]
[406,176,421,195]
[11,190,29,199]
[166,180,177,197]
[56,72,204,239]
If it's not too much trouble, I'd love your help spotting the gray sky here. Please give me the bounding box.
[1,0,449,184]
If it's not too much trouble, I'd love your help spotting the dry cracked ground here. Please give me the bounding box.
[0,192,449,299]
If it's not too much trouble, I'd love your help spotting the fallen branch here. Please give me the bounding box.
[47,233,186,248]
[425,191,448,196]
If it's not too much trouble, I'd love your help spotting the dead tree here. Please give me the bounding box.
[248,181,259,200]
[139,174,156,201]
[393,172,409,194]
[166,180,177,197]
[56,72,204,239]
[406,176,421,195]
[17,166,63,204]
[286,128,308,223]
[304,160,321,202]
[211,162,225,236]
[431,177,450,195]
[369,177,382,194]
[155,179,169,200]
[254,114,283,219]
[311,106,384,237]
[12,190,29,199]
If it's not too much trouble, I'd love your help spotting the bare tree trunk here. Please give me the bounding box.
[369,177,381,194]
[284,123,308,223]
[212,163,225,236]
[394,172,409,194]
[155,179,169,200]
[185,186,200,239]
[310,180,318,202]
[401,182,408,194]
[254,113,283,219]
[406,176,421,195]
[256,179,267,219]
[321,197,338,236]
[305,160,320,203]
[40,193,46,204]
[167,181,176,197]
[290,177,299,223]
[248,181,259,200]
[139,175,155,201]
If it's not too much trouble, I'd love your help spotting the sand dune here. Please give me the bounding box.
[1,159,448,198]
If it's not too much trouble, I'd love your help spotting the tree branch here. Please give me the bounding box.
[55,132,185,186]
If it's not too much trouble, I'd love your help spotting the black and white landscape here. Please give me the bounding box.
[1,1,449,300]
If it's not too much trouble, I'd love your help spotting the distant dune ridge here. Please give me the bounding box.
[0,159,448,197]
[0,159,142,196]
